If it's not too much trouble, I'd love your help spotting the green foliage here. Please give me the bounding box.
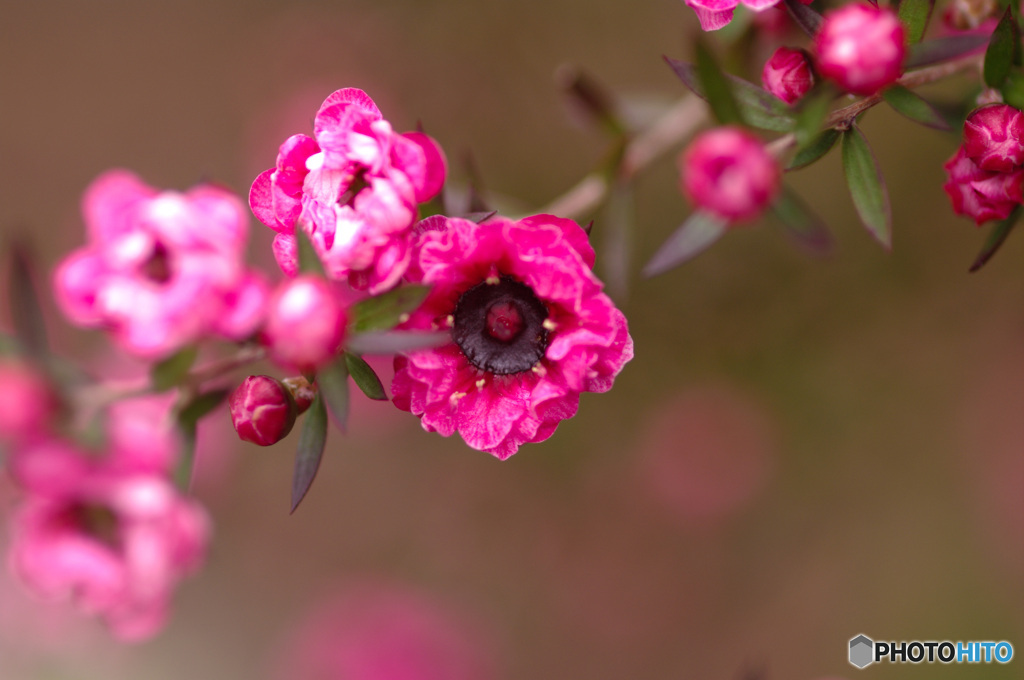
[788,129,840,170]
[349,285,431,333]
[770,187,835,255]
[694,37,743,126]
[969,207,1020,272]
[317,356,350,432]
[984,7,1021,88]
[898,0,935,45]
[296,227,327,277]
[151,346,199,393]
[344,352,387,401]
[882,86,950,130]
[841,127,892,250]
[643,211,728,277]
[291,393,327,513]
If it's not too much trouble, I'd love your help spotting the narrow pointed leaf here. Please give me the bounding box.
[349,285,431,333]
[344,352,387,401]
[151,346,199,392]
[783,0,824,37]
[316,357,349,432]
[296,227,327,277]
[466,210,498,224]
[601,181,633,301]
[788,128,840,170]
[841,127,892,250]
[969,207,1020,271]
[984,8,1020,87]
[174,388,230,491]
[898,0,935,45]
[906,34,990,68]
[291,393,327,513]
[346,330,451,355]
[665,58,797,132]
[9,243,48,360]
[695,37,743,126]
[794,89,833,150]
[643,212,728,277]
[178,388,231,429]
[1001,69,1024,109]
[882,85,950,130]
[770,187,835,256]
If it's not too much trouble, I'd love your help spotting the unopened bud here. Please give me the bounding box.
[263,276,347,372]
[814,3,906,96]
[281,375,317,414]
[762,47,815,105]
[963,104,1024,172]
[229,375,298,446]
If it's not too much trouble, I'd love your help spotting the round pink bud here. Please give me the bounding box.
[943,145,1024,225]
[264,276,347,371]
[679,126,781,222]
[762,47,815,105]
[963,104,1024,172]
[0,360,57,442]
[229,375,298,446]
[815,3,907,95]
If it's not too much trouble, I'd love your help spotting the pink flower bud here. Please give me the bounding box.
[281,375,317,414]
[963,104,1024,172]
[263,276,347,371]
[678,126,781,222]
[229,375,298,446]
[815,3,906,95]
[762,47,815,105]
[0,360,56,442]
[943,146,1024,225]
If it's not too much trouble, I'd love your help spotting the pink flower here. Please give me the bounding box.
[679,126,781,222]
[963,104,1024,172]
[53,170,270,359]
[815,3,907,95]
[262,276,348,372]
[229,375,298,446]
[6,438,209,641]
[682,0,788,31]
[943,145,1024,224]
[0,360,57,444]
[392,215,633,459]
[762,47,815,105]
[250,88,447,294]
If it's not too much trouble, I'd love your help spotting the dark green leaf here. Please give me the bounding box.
[344,352,387,401]
[296,228,327,277]
[150,346,199,392]
[770,187,835,256]
[969,207,1020,271]
[906,34,990,68]
[783,0,824,37]
[898,0,935,45]
[465,210,498,224]
[984,7,1020,87]
[643,212,728,277]
[349,285,432,333]
[1001,69,1024,109]
[291,393,327,513]
[316,356,349,432]
[665,58,797,132]
[694,38,743,126]
[794,90,833,150]
[178,388,231,429]
[173,388,230,491]
[841,127,892,250]
[882,85,950,130]
[346,330,451,355]
[8,243,48,360]
[788,129,841,170]
[600,181,633,302]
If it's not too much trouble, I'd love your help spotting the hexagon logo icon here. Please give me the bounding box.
[849,634,874,668]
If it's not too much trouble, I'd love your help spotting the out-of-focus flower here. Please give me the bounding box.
[0,360,57,444]
[943,146,1024,224]
[392,215,633,459]
[814,3,906,95]
[681,0,798,32]
[678,126,781,222]
[229,375,298,446]
[250,88,446,294]
[943,0,999,31]
[761,47,815,105]
[963,104,1024,172]
[262,276,348,372]
[6,438,209,642]
[53,170,270,359]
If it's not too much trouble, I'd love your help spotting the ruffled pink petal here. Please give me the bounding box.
[53,248,106,326]
[249,169,281,229]
[273,233,299,277]
[82,170,158,246]
[393,132,448,203]
[517,214,596,268]
[741,0,781,10]
[689,5,736,30]
[215,270,271,340]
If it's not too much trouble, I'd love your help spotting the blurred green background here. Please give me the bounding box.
[0,1,1021,679]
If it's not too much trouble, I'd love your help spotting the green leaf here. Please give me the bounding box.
[600,180,633,302]
[1001,69,1024,109]
[349,285,431,333]
[296,227,327,277]
[694,37,743,126]
[882,86,950,130]
[346,330,451,355]
[665,58,797,132]
[150,346,199,392]
[906,34,990,68]
[794,89,833,151]
[782,0,824,37]
[174,388,230,491]
[8,242,49,360]
[969,207,1020,272]
[770,187,835,256]
[291,392,327,513]
[898,0,935,45]
[643,212,728,277]
[984,7,1020,88]
[841,127,892,250]
[788,129,840,170]
[344,352,387,401]
[316,356,350,432]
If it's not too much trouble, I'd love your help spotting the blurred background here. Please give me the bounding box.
[0,1,1021,678]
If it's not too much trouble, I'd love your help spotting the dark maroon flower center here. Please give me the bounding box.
[452,276,549,375]
[338,168,370,208]
[141,242,172,284]
[57,502,121,549]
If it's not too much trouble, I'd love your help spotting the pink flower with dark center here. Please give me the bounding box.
[963,104,1024,172]
[262,276,348,372]
[229,375,298,446]
[392,215,633,459]
[943,145,1024,225]
[815,3,907,95]
[250,88,446,294]
[679,126,781,222]
[762,47,815,105]
[53,170,270,359]
[682,0,795,31]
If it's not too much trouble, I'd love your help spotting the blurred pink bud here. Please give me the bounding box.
[762,47,815,105]
[963,104,1024,172]
[943,145,1024,225]
[263,276,347,371]
[815,3,906,95]
[678,126,781,222]
[0,360,56,443]
[229,375,298,446]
